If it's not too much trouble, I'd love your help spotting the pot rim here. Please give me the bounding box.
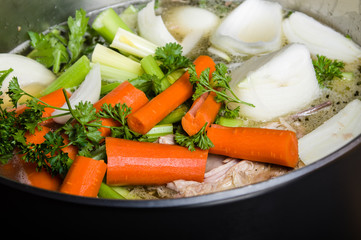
[1,133,360,208]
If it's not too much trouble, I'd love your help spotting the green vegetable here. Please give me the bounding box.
[158,104,189,124]
[98,182,126,199]
[154,42,191,74]
[312,54,345,88]
[27,9,91,74]
[175,123,214,151]
[92,8,133,43]
[41,55,91,96]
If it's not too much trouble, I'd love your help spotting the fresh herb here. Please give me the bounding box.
[189,62,254,107]
[174,123,214,151]
[312,54,345,88]
[154,42,191,74]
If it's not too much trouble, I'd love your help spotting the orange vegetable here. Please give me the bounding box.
[127,55,216,135]
[59,155,107,197]
[105,137,208,185]
[181,91,221,136]
[16,88,71,125]
[93,81,149,137]
[207,124,299,168]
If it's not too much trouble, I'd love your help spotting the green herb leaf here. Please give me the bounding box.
[67,9,89,63]
[312,55,345,88]
[174,123,214,151]
[155,42,191,74]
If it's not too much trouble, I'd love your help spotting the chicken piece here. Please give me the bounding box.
[167,159,289,197]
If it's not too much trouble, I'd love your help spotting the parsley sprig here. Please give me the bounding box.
[312,54,345,88]
[174,123,214,151]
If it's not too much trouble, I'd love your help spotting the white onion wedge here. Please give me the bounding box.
[229,43,320,121]
[164,6,219,55]
[282,11,361,63]
[0,53,55,106]
[299,99,361,165]
[210,0,283,56]
[52,64,101,124]
[137,0,177,47]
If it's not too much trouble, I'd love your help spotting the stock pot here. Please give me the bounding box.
[0,0,360,239]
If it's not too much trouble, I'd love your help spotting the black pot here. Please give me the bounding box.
[1,1,361,239]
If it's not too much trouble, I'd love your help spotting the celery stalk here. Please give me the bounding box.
[91,44,143,76]
[92,8,133,43]
[40,55,90,96]
[158,104,189,124]
[145,123,173,137]
[120,5,139,30]
[98,182,126,199]
[217,117,244,127]
[111,186,141,199]
[110,27,158,58]
[92,63,138,82]
[140,55,165,79]
[101,82,121,95]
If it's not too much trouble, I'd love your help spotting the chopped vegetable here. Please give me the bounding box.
[207,124,299,168]
[127,55,213,135]
[59,155,107,197]
[210,0,283,55]
[92,8,133,43]
[282,11,361,63]
[41,55,91,96]
[91,44,143,75]
[298,99,361,165]
[175,123,214,151]
[105,137,208,185]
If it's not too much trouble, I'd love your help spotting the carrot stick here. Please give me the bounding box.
[59,155,107,197]
[182,91,221,136]
[16,88,71,125]
[207,124,299,168]
[93,81,149,137]
[105,137,208,185]
[127,55,216,135]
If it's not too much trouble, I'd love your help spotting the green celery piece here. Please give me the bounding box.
[92,8,133,43]
[111,186,141,199]
[217,117,244,127]
[100,82,121,96]
[140,55,165,79]
[145,123,173,137]
[98,182,125,199]
[40,55,91,96]
[158,104,189,124]
[95,63,138,82]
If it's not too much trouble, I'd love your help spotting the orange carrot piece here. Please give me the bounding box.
[207,124,299,168]
[105,137,208,185]
[127,55,216,135]
[182,91,221,136]
[23,162,62,191]
[93,81,149,112]
[59,155,107,197]
[24,126,52,145]
[61,133,78,160]
[93,81,149,137]
[16,88,71,125]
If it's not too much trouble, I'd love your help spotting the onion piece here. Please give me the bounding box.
[52,64,101,124]
[0,53,55,106]
[137,0,177,47]
[210,0,283,56]
[298,99,361,165]
[229,43,320,121]
[282,11,361,63]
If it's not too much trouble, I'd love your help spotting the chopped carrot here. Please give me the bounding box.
[127,55,216,135]
[105,137,208,185]
[93,81,149,137]
[61,133,78,160]
[16,88,71,125]
[59,155,107,197]
[24,126,52,145]
[182,91,221,136]
[206,124,299,168]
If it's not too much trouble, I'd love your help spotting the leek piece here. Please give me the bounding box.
[92,63,138,82]
[217,117,244,127]
[299,99,361,165]
[110,27,158,58]
[158,104,189,124]
[92,8,132,43]
[91,44,143,76]
[98,183,126,199]
[41,55,90,96]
